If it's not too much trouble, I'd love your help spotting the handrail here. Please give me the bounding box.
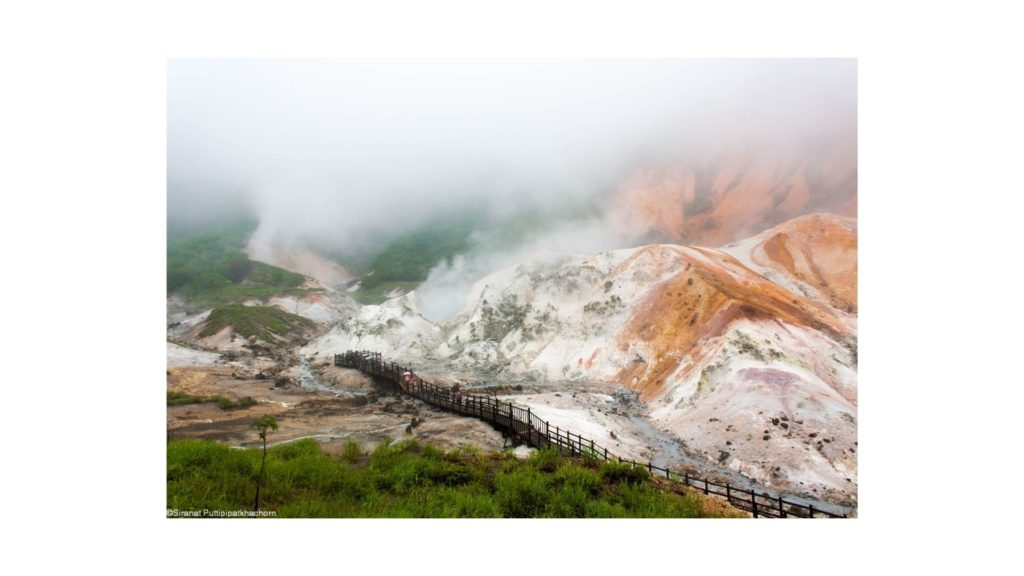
[334,350,849,518]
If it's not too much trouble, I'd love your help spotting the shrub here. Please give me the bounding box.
[206,395,258,410]
[422,444,443,460]
[528,447,562,473]
[601,461,650,485]
[494,468,550,517]
[167,390,205,405]
[554,465,602,494]
[548,485,590,517]
[341,441,362,463]
[211,396,236,410]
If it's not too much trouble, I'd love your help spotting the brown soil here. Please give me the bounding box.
[167,366,505,453]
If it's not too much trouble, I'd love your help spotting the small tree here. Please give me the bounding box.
[251,415,279,512]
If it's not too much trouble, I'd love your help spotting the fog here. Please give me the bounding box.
[168,59,855,319]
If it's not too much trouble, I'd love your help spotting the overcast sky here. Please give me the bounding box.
[168,59,856,253]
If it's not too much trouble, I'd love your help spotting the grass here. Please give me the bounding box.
[349,206,591,301]
[198,304,316,342]
[357,215,476,291]
[350,281,423,305]
[167,438,737,518]
[167,391,257,410]
[168,223,310,308]
[167,390,205,406]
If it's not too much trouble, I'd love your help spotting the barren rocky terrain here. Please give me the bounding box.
[167,213,857,511]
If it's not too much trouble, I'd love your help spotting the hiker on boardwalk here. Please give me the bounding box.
[452,382,462,407]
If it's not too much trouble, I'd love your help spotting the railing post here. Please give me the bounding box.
[704,478,709,494]
[808,504,814,518]
[752,493,759,518]
[778,496,784,518]
[726,483,731,502]
[683,471,688,486]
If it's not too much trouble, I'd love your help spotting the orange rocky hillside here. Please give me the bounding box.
[613,241,853,401]
[308,213,858,503]
[725,213,857,314]
[310,213,857,399]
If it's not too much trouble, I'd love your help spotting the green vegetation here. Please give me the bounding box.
[167,438,733,518]
[198,305,315,342]
[251,415,279,511]
[350,281,422,305]
[358,216,476,290]
[348,212,477,304]
[167,390,205,406]
[341,440,362,464]
[167,390,257,410]
[349,211,480,304]
[348,203,608,304]
[212,395,258,410]
[167,223,308,307]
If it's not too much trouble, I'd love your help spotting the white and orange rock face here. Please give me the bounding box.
[609,137,856,247]
[307,213,858,503]
[724,213,857,315]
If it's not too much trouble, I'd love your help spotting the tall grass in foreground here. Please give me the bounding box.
[167,439,737,518]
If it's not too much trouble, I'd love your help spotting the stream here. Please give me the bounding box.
[298,357,364,397]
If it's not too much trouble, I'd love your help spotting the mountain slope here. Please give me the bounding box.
[246,242,353,289]
[306,213,857,503]
[723,213,857,314]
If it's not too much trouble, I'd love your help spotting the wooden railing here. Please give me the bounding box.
[335,350,850,518]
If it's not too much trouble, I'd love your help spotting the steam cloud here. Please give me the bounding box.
[168,59,856,319]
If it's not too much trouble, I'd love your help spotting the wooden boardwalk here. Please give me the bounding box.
[336,350,849,518]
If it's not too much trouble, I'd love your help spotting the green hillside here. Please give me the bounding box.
[198,304,316,342]
[167,222,309,307]
[349,209,562,304]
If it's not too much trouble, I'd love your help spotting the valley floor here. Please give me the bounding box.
[167,363,506,457]
[166,347,854,514]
